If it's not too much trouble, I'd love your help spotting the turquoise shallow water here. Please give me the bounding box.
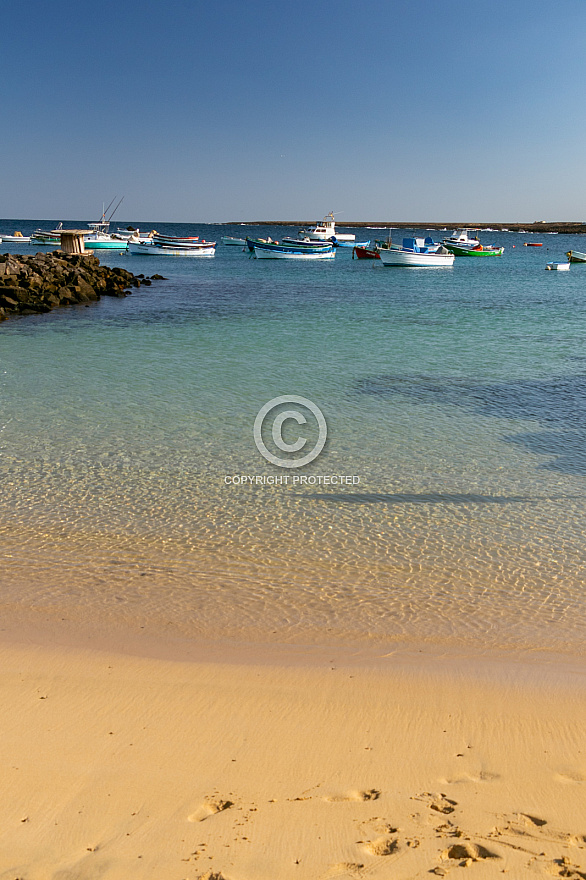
[0,223,585,652]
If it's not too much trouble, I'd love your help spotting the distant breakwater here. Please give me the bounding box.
[238,221,586,234]
[0,252,163,321]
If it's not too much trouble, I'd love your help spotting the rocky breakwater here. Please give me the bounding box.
[0,251,162,320]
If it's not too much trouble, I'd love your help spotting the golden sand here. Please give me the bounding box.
[0,635,585,879]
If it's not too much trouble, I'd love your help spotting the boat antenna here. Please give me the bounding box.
[101,196,117,222]
[107,196,124,222]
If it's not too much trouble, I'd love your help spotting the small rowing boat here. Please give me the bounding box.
[0,231,31,243]
[248,238,335,259]
[31,223,63,245]
[443,228,504,256]
[546,262,570,271]
[330,237,370,248]
[281,237,338,249]
[221,236,247,246]
[129,233,215,256]
[566,250,586,263]
[352,245,381,260]
[379,237,455,267]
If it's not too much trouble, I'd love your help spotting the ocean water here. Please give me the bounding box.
[0,222,585,653]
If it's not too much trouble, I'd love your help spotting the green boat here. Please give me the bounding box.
[446,243,504,257]
[443,228,504,256]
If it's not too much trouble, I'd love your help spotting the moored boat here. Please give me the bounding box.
[83,221,129,249]
[524,242,543,247]
[221,236,247,246]
[299,212,355,242]
[352,245,381,260]
[129,233,215,256]
[443,229,504,256]
[330,237,370,248]
[379,237,455,267]
[0,231,31,243]
[245,237,275,253]
[546,261,570,271]
[566,250,586,262]
[83,198,128,248]
[250,239,335,259]
[31,223,63,245]
[113,227,143,241]
[281,236,340,249]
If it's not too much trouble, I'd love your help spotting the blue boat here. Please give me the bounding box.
[331,236,371,248]
[247,238,335,259]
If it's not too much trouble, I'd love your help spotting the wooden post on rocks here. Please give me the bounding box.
[55,229,87,254]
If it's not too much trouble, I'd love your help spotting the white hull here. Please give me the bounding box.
[222,236,246,245]
[306,231,355,242]
[379,249,455,267]
[1,235,31,243]
[254,247,335,259]
[128,241,215,256]
[545,262,570,271]
[301,212,355,242]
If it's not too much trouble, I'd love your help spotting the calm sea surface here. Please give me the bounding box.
[0,221,585,653]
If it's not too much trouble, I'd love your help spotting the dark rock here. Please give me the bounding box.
[0,252,162,321]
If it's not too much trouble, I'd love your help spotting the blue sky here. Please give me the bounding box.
[4,0,586,221]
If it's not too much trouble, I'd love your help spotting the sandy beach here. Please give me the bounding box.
[1,630,585,880]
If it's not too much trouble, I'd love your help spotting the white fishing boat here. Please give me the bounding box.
[0,231,31,243]
[30,223,63,245]
[249,238,335,259]
[83,221,129,249]
[443,228,481,249]
[545,261,570,271]
[566,250,586,263]
[113,227,143,241]
[79,197,129,249]
[221,236,247,246]
[299,212,355,242]
[378,236,455,267]
[128,233,215,256]
[443,228,504,256]
[281,236,341,249]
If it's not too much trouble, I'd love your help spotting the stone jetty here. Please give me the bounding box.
[0,251,162,321]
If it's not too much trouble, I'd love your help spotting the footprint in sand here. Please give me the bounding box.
[435,821,464,839]
[496,811,548,837]
[439,770,500,784]
[324,789,381,803]
[441,842,500,863]
[326,863,365,878]
[364,836,399,857]
[414,792,457,814]
[188,798,234,823]
[197,872,228,880]
[555,771,586,784]
[359,818,398,835]
[544,856,586,878]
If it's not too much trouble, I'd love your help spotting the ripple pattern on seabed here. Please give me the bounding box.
[0,224,585,652]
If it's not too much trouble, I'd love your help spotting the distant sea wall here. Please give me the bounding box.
[240,221,586,233]
[0,252,161,321]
